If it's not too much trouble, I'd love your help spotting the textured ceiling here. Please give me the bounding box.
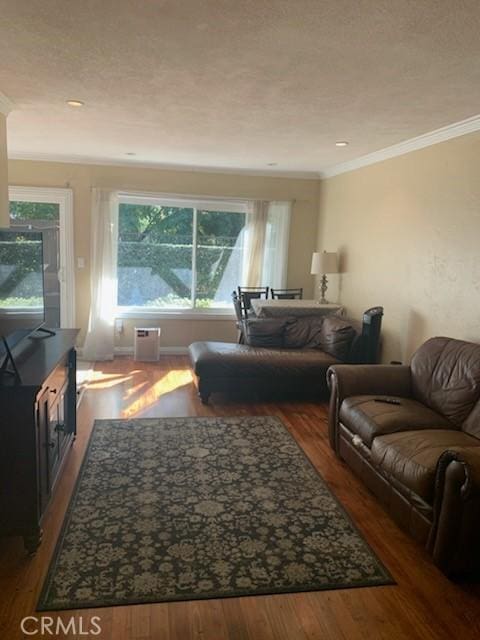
[1,0,480,176]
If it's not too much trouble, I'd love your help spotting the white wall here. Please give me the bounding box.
[318,131,480,363]
[0,114,8,226]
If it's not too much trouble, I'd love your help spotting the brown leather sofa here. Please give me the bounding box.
[189,307,383,404]
[327,336,480,575]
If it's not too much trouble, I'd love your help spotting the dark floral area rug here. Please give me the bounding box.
[38,416,393,610]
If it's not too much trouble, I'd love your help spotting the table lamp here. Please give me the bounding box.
[311,251,338,303]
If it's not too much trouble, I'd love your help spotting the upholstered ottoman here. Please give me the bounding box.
[189,341,340,403]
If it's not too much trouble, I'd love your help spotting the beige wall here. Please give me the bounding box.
[0,114,9,226]
[318,131,480,364]
[8,159,319,348]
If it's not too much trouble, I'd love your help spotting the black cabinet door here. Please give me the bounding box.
[55,383,69,456]
[47,401,60,486]
[36,389,50,516]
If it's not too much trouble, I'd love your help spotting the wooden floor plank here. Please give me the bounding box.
[0,355,479,640]
[220,598,250,640]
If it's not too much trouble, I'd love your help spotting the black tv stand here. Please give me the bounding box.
[0,336,21,383]
[0,329,79,552]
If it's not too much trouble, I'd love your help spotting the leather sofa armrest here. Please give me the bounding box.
[429,448,480,575]
[326,364,412,453]
[435,448,480,501]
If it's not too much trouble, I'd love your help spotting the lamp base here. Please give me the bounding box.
[319,274,329,304]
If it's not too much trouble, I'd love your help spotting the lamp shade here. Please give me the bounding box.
[310,251,338,275]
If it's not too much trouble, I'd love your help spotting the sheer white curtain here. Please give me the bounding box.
[242,200,291,288]
[82,189,118,361]
[243,200,269,286]
[261,201,291,289]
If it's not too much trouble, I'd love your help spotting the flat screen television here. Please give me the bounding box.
[0,228,46,358]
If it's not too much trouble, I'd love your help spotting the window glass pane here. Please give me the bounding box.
[196,210,246,308]
[9,201,60,221]
[9,200,62,327]
[118,203,193,308]
[0,231,44,308]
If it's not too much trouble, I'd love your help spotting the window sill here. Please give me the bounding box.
[116,308,235,321]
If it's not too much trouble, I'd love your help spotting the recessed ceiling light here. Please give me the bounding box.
[267,162,278,166]
[66,100,84,107]
[335,141,349,147]
[125,152,136,156]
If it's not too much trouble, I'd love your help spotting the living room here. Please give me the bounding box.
[1,2,480,639]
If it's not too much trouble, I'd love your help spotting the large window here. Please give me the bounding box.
[116,195,291,313]
[117,196,248,310]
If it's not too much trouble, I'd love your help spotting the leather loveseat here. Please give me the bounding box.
[327,336,480,575]
[189,307,383,404]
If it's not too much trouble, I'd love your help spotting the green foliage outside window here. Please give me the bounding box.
[119,204,244,244]
[118,241,244,303]
[9,201,60,221]
[118,204,246,307]
[0,238,44,306]
[1,203,247,309]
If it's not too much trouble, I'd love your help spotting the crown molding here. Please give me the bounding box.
[0,91,14,116]
[319,113,480,178]
[10,112,480,180]
[7,150,319,180]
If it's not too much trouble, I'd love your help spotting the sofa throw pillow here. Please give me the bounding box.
[318,316,356,360]
[283,316,325,349]
[244,318,287,348]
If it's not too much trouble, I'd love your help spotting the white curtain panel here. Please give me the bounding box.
[261,201,292,289]
[82,189,119,361]
[244,200,269,287]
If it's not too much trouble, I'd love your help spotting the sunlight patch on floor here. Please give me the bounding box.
[76,360,94,407]
[122,369,194,418]
[124,379,150,398]
[87,371,135,389]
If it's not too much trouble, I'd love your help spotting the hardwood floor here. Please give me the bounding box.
[1,356,479,639]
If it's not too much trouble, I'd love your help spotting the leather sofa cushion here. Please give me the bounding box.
[339,395,452,448]
[244,316,358,352]
[410,337,480,428]
[189,341,340,378]
[244,318,288,348]
[371,429,480,504]
[318,316,356,360]
[283,316,325,349]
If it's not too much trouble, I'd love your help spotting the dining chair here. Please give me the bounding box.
[271,288,303,300]
[231,291,247,343]
[237,286,269,314]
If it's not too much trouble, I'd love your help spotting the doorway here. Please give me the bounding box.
[8,187,75,328]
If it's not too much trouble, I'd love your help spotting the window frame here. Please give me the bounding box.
[116,192,249,318]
